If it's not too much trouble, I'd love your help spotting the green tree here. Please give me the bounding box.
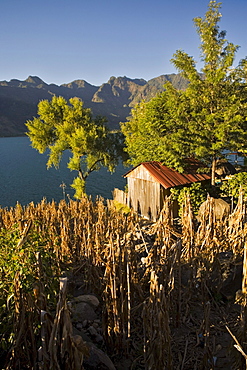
[121,83,192,172]
[122,1,247,185]
[26,96,124,198]
[171,0,247,185]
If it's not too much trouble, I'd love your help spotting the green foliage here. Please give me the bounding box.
[0,225,60,356]
[26,96,125,198]
[121,1,247,184]
[121,85,192,172]
[113,200,131,215]
[170,1,247,184]
[71,176,86,199]
[170,182,208,216]
[220,172,247,199]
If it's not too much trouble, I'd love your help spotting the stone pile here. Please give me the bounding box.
[68,293,116,369]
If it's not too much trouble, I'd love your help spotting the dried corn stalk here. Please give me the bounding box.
[143,270,172,370]
[48,277,88,370]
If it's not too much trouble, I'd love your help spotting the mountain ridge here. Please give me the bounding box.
[0,74,189,137]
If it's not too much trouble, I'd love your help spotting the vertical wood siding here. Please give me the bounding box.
[126,165,165,220]
[113,188,128,205]
[127,180,173,220]
[128,178,161,220]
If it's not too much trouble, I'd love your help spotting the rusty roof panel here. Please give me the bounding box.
[124,160,211,189]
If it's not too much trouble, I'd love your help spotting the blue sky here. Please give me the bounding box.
[1,0,247,86]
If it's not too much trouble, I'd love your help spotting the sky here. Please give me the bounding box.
[1,0,247,87]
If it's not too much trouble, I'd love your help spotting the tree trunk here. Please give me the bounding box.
[78,168,85,181]
[211,157,216,186]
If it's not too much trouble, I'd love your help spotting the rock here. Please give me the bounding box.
[197,197,230,222]
[72,334,90,357]
[83,342,116,370]
[220,263,242,300]
[208,259,242,301]
[76,322,83,330]
[82,320,88,328]
[97,327,103,335]
[72,326,92,343]
[73,294,100,308]
[71,302,98,322]
[95,334,103,343]
[87,325,98,337]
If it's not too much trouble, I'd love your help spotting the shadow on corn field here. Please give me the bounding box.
[0,191,247,369]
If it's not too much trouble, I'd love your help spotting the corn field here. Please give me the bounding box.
[0,193,247,369]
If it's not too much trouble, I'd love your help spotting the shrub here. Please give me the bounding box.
[0,224,61,360]
[170,182,208,216]
[220,171,247,199]
[113,200,131,215]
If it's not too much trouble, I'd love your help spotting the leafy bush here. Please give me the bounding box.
[220,172,247,199]
[113,200,131,215]
[71,176,86,199]
[0,225,60,359]
[170,182,208,216]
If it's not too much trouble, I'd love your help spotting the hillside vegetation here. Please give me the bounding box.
[0,74,189,136]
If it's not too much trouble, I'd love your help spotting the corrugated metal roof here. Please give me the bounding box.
[124,159,211,189]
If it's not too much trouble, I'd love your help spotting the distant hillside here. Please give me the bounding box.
[0,74,189,137]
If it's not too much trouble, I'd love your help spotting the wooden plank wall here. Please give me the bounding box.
[125,165,163,220]
[112,188,128,205]
[127,177,161,220]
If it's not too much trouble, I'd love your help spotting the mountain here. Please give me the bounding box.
[0,74,189,137]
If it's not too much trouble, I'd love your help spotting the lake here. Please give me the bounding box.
[0,136,128,208]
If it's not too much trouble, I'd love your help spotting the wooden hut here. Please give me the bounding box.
[123,160,211,220]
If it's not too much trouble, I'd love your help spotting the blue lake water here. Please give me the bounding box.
[0,136,128,208]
